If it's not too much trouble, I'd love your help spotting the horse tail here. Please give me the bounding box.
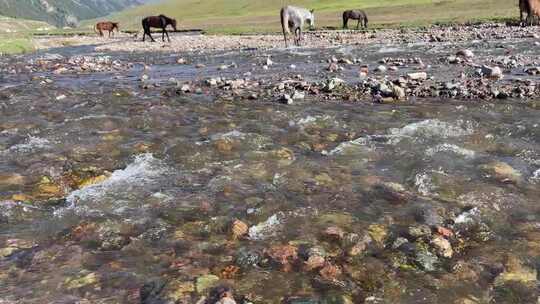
[281,7,289,47]
[93,23,99,34]
[343,11,348,28]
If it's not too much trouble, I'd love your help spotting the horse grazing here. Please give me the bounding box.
[95,22,119,38]
[280,6,315,47]
[519,0,540,26]
[343,10,368,29]
[142,15,177,42]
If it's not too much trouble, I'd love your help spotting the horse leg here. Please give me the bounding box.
[148,30,156,42]
[357,19,360,30]
[165,29,170,42]
[343,17,348,29]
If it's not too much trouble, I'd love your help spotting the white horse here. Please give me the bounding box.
[280,6,315,47]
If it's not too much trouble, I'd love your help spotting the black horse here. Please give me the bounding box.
[142,15,177,42]
[343,10,368,29]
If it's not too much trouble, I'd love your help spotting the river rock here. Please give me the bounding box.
[216,297,237,304]
[407,72,428,80]
[162,279,195,302]
[456,49,474,58]
[408,224,432,239]
[327,62,339,72]
[266,244,298,272]
[324,77,344,92]
[64,272,98,290]
[0,173,25,186]
[281,94,294,105]
[375,65,387,73]
[392,84,406,100]
[415,251,438,271]
[196,274,220,293]
[319,263,342,280]
[480,161,522,183]
[323,226,345,240]
[305,255,326,271]
[494,255,537,285]
[292,91,305,100]
[480,65,503,79]
[235,247,262,269]
[323,293,353,304]
[180,84,191,93]
[431,235,453,258]
[525,67,540,75]
[231,219,248,239]
[368,224,388,246]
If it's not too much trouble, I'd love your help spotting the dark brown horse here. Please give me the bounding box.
[343,10,368,29]
[142,15,177,42]
[520,0,540,26]
[95,22,119,38]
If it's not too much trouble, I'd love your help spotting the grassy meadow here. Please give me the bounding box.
[93,0,519,33]
[0,0,523,54]
[0,16,55,55]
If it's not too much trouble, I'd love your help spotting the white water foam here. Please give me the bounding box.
[1,136,51,154]
[248,212,283,240]
[530,169,540,183]
[415,171,435,196]
[210,130,246,140]
[328,119,475,156]
[327,136,374,155]
[425,143,476,159]
[389,119,475,140]
[58,154,167,216]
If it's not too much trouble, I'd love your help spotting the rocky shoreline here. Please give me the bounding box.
[23,23,540,104]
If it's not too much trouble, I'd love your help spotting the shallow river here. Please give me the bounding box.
[0,40,539,303]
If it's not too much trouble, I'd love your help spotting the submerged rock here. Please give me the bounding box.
[235,247,262,269]
[368,224,388,246]
[456,49,474,59]
[231,219,248,239]
[415,251,438,272]
[248,213,282,240]
[196,274,220,293]
[64,272,98,290]
[480,161,522,184]
[494,256,537,286]
[266,244,298,272]
[430,235,453,258]
[480,65,503,79]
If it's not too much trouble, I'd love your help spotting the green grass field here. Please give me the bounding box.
[0,16,55,55]
[0,0,522,54]
[93,0,518,33]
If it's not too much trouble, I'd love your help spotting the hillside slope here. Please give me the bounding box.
[106,0,517,33]
[0,0,153,27]
[0,15,54,33]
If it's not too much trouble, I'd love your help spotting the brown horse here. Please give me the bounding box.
[142,15,177,42]
[95,22,119,38]
[520,0,540,26]
[343,10,368,29]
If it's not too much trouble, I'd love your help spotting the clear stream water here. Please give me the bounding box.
[0,40,539,303]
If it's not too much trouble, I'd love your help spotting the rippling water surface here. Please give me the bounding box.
[1,42,539,303]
